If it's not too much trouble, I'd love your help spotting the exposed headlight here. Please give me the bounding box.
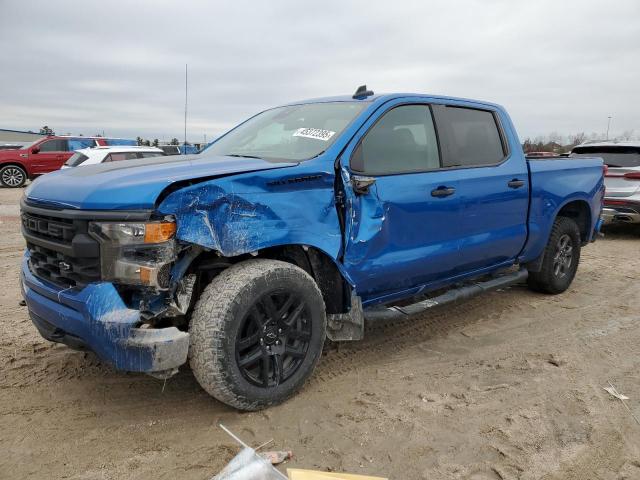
[89,220,177,289]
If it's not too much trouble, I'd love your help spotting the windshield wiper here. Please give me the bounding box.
[227,153,263,159]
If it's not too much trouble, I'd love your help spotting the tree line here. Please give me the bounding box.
[135,137,181,147]
[522,130,637,153]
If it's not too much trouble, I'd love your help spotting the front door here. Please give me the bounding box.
[29,139,69,175]
[341,102,462,303]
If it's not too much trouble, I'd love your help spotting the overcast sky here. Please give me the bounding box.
[1,0,638,143]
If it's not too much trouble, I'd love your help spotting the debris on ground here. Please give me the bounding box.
[260,450,293,465]
[604,381,640,425]
[212,425,287,480]
[212,446,287,480]
[213,425,386,480]
[287,469,387,480]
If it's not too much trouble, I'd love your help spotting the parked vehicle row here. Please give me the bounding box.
[0,135,138,187]
[571,142,640,224]
[19,88,605,410]
[0,134,202,187]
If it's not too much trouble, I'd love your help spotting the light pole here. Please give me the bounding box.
[606,116,612,140]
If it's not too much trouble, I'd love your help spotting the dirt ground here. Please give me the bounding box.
[1,186,639,480]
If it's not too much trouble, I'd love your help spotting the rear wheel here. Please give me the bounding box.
[189,259,326,410]
[0,165,27,188]
[527,216,581,294]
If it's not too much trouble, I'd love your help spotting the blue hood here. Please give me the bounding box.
[25,154,297,210]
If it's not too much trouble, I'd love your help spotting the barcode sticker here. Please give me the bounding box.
[293,127,336,141]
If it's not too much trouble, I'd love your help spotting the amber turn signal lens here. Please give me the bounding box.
[139,266,152,284]
[144,222,176,243]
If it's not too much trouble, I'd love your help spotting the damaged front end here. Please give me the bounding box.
[20,204,203,379]
[85,218,207,378]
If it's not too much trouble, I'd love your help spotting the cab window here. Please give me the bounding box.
[38,140,67,152]
[436,106,506,167]
[351,104,440,175]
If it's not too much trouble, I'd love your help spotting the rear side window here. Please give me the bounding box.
[351,104,440,175]
[64,152,89,167]
[437,106,506,167]
[68,138,96,150]
[106,152,139,162]
[139,152,165,158]
[38,139,67,152]
[571,147,640,167]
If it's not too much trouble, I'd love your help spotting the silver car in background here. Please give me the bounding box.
[571,141,640,225]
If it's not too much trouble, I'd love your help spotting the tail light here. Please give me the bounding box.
[623,172,640,180]
[603,164,608,176]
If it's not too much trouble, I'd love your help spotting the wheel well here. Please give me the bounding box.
[557,200,591,243]
[190,245,351,314]
[0,162,27,172]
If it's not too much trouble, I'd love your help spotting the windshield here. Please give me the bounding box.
[571,147,640,167]
[203,102,366,161]
[64,152,89,167]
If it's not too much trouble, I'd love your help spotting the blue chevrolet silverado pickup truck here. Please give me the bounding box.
[20,87,605,410]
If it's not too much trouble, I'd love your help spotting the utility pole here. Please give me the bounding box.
[606,115,612,140]
[184,64,188,147]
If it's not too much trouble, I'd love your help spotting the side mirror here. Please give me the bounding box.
[31,147,40,154]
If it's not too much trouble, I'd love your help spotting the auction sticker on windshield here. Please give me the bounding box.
[293,127,336,141]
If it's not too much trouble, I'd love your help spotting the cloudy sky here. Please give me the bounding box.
[1,0,639,143]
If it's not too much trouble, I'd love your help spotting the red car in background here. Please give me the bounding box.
[0,136,135,187]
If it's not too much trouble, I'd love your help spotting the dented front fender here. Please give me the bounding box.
[157,164,346,263]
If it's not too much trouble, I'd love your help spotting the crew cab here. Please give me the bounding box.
[20,88,605,410]
[0,136,136,187]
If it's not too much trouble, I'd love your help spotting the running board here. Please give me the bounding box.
[364,268,528,323]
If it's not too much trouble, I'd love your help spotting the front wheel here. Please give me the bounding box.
[189,259,326,410]
[527,216,581,294]
[0,165,27,188]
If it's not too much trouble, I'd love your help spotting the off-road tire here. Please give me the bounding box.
[189,259,326,410]
[0,165,27,188]
[527,216,581,294]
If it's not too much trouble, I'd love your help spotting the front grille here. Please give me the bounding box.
[21,212,75,243]
[27,242,100,288]
[21,209,101,289]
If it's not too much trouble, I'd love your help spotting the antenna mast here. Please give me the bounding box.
[184,63,188,147]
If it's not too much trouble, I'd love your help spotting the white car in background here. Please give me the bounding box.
[62,146,166,168]
[571,141,640,225]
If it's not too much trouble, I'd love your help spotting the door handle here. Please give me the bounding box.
[508,179,525,189]
[431,186,455,197]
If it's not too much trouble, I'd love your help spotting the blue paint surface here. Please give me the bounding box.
[22,92,605,370]
[20,254,150,370]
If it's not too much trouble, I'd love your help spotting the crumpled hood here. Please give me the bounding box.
[25,154,297,210]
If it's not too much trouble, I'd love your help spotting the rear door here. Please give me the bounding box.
[341,101,462,302]
[432,104,529,273]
